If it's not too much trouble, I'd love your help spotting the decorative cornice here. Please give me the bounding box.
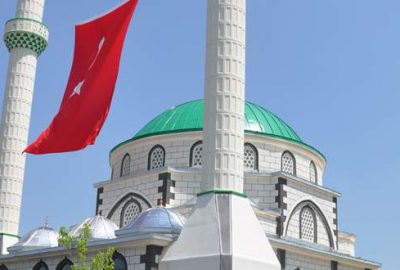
[4,18,49,56]
[197,189,248,198]
[0,232,20,239]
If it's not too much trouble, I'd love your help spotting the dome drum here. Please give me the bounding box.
[109,100,326,185]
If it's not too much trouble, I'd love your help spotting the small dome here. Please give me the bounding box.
[8,226,59,253]
[116,207,185,237]
[70,215,119,240]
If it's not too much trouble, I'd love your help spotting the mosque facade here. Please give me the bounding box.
[0,100,381,270]
[0,0,381,269]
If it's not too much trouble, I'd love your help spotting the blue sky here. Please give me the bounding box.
[0,0,398,269]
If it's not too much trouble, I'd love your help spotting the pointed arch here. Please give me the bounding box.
[148,145,166,170]
[107,192,152,220]
[120,198,142,227]
[33,261,48,270]
[244,143,258,171]
[285,199,335,249]
[113,251,128,270]
[281,151,296,176]
[309,161,317,183]
[190,140,203,168]
[56,258,73,270]
[299,206,317,243]
[120,153,131,177]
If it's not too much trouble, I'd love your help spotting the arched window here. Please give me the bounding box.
[244,143,258,171]
[120,198,142,227]
[0,265,8,270]
[120,154,131,177]
[56,258,73,270]
[300,206,317,243]
[113,251,128,270]
[148,145,165,170]
[309,161,317,183]
[190,141,203,168]
[281,151,296,176]
[33,261,49,270]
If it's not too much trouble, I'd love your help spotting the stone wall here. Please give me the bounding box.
[109,132,326,186]
[286,251,331,270]
[0,246,146,270]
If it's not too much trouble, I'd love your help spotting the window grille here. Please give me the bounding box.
[282,151,295,175]
[149,146,165,170]
[121,200,141,227]
[244,143,258,171]
[300,207,316,242]
[190,141,203,168]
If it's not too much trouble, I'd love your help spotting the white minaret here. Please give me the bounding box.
[0,0,48,254]
[160,1,280,269]
[201,0,245,193]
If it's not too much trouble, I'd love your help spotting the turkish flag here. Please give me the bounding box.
[25,0,138,154]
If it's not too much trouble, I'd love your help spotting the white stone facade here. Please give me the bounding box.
[0,118,379,270]
[0,115,380,270]
[109,133,326,185]
[88,129,379,270]
[0,239,165,270]
[0,0,381,269]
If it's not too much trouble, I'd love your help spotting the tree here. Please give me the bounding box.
[59,223,115,270]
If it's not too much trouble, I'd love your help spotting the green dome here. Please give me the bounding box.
[111,100,324,159]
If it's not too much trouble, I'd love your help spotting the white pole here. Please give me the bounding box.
[160,1,280,269]
[0,0,48,254]
[202,0,246,192]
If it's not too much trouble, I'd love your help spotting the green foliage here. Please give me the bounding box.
[59,226,73,249]
[59,223,115,270]
[91,247,115,270]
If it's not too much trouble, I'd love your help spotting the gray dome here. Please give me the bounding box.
[116,207,185,237]
[8,226,59,253]
[70,215,119,240]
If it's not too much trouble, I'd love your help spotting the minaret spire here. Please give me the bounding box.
[0,0,48,254]
[160,1,280,269]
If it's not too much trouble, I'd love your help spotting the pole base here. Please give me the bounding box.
[159,192,281,270]
[0,233,19,255]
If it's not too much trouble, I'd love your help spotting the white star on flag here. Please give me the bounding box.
[70,80,84,98]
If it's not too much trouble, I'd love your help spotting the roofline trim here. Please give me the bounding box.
[109,129,326,161]
[0,232,20,239]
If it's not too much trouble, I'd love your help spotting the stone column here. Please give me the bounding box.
[202,0,246,193]
[0,0,48,254]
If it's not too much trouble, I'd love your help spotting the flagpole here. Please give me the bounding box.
[0,0,48,254]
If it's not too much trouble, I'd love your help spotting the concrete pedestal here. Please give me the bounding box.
[160,192,281,270]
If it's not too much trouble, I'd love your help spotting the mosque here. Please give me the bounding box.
[0,0,381,270]
[0,103,383,270]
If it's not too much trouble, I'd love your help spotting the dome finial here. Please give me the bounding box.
[44,216,48,228]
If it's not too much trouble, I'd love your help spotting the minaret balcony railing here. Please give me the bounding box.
[4,18,49,56]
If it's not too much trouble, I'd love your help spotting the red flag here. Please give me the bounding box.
[25,0,138,154]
